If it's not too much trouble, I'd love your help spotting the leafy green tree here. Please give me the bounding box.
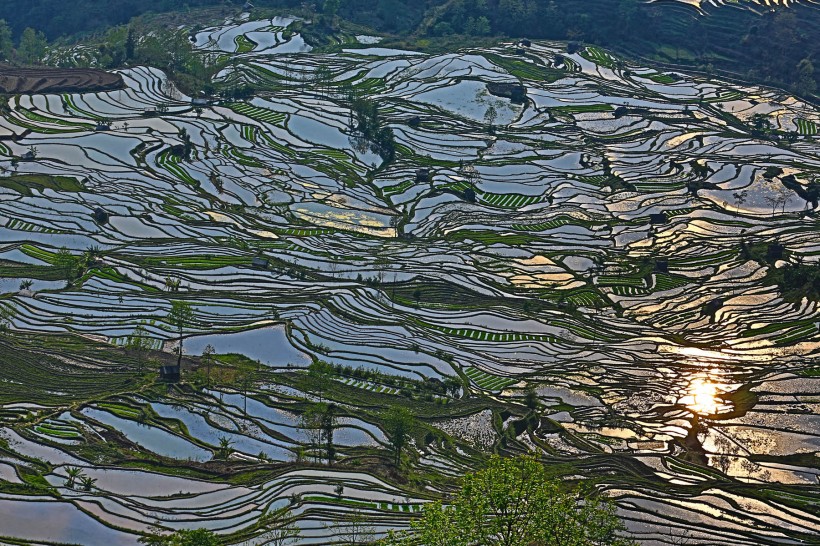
[125,26,136,60]
[64,466,83,489]
[216,435,234,460]
[384,406,413,469]
[299,402,336,464]
[167,300,194,367]
[17,27,47,64]
[79,475,97,491]
[795,58,817,97]
[0,20,13,61]
[0,302,16,334]
[314,64,333,98]
[524,387,539,410]
[467,16,491,36]
[383,454,634,546]
[751,114,772,136]
[55,247,79,282]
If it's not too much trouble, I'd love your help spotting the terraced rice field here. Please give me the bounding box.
[0,14,819,546]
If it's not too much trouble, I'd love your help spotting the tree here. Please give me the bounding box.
[323,0,340,20]
[125,27,136,61]
[461,164,480,193]
[484,103,498,131]
[164,277,181,292]
[201,344,215,385]
[167,301,194,367]
[314,65,333,98]
[17,27,47,64]
[238,372,253,416]
[0,20,12,61]
[64,466,83,489]
[209,172,223,194]
[307,360,332,401]
[751,114,772,137]
[524,387,539,410]
[179,128,193,161]
[0,302,16,334]
[79,475,97,491]
[216,436,234,460]
[55,247,78,282]
[467,16,491,36]
[384,406,413,469]
[385,454,634,546]
[126,322,152,373]
[732,189,749,216]
[299,402,335,464]
[332,509,376,545]
[321,402,337,465]
[795,57,817,97]
[257,508,301,546]
[140,528,219,546]
[374,255,389,285]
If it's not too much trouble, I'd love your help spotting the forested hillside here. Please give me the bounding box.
[0,0,817,95]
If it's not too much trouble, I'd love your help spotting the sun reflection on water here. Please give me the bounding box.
[678,369,737,417]
[687,377,719,416]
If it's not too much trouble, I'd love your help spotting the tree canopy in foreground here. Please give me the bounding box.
[383,454,634,546]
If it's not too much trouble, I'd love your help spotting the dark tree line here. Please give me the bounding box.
[1,0,817,97]
[425,0,818,97]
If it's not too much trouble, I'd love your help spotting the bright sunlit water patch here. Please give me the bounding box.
[679,373,736,417]
[688,377,719,416]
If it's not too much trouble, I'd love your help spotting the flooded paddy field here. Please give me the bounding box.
[0,13,818,545]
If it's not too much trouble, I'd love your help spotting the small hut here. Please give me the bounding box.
[766,243,785,262]
[654,258,669,273]
[92,207,110,225]
[704,298,724,318]
[252,256,270,269]
[415,168,431,183]
[160,364,180,382]
[94,122,111,132]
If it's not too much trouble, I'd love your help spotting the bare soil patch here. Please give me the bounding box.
[0,64,124,94]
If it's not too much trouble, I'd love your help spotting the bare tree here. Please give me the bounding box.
[732,189,748,216]
[330,509,375,545]
[126,321,152,373]
[202,344,215,385]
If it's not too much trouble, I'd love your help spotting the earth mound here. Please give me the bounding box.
[0,64,124,94]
